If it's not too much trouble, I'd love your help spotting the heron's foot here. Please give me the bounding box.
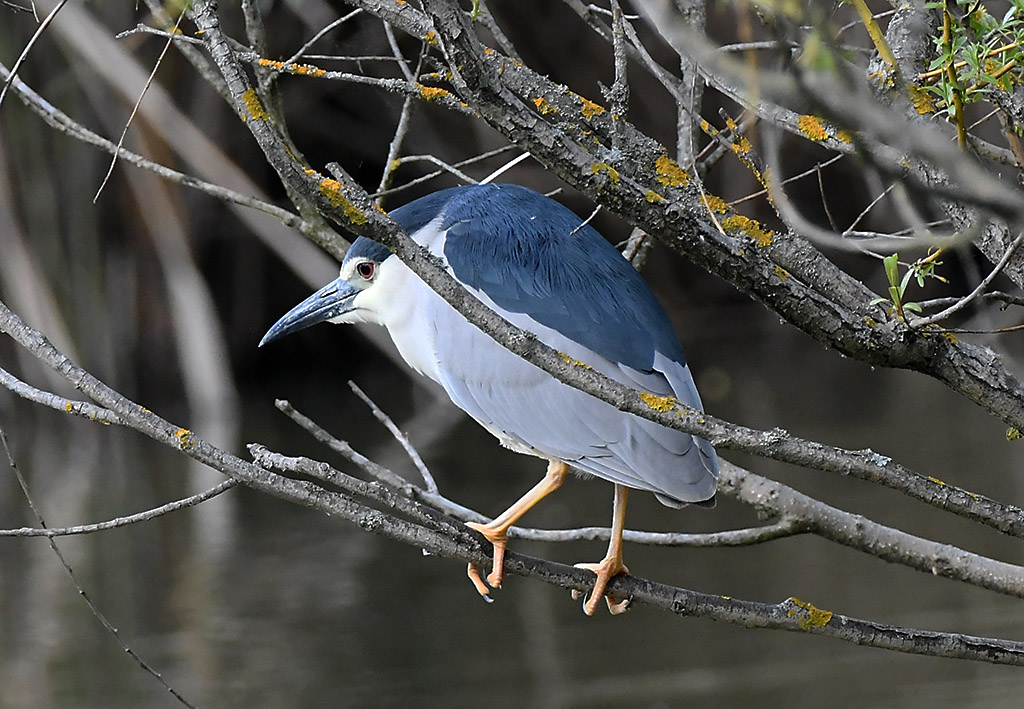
[572,556,630,616]
[466,521,508,595]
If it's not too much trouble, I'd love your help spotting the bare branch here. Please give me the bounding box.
[347,380,438,493]
[0,481,237,537]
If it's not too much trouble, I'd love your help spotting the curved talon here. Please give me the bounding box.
[467,562,494,601]
[608,595,631,615]
[574,559,630,616]
[467,521,508,589]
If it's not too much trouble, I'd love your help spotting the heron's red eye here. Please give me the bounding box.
[356,261,375,279]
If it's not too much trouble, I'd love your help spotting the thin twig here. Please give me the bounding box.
[0,367,123,424]
[0,481,237,537]
[116,23,204,44]
[0,415,197,707]
[95,9,185,202]
[0,0,69,112]
[0,62,327,243]
[372,145,518,199]
[274,399,411,491]
[478,151,533,184]
[347,381,438,493]
[284,9,363,65]
[912,232,1024,327]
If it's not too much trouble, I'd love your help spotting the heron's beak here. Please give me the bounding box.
[259,277,358,346]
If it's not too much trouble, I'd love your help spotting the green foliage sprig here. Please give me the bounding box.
[921,0,1024,132]
[871,251,948,321]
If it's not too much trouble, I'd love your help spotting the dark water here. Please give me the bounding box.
[2,301,1024,708]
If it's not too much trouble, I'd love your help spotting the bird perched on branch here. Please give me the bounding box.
[260,183,718,614]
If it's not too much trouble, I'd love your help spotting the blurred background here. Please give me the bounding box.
[2,0,1024,706]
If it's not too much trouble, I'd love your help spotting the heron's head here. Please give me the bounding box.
[259,238,394,347]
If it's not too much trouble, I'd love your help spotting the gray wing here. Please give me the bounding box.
[430,300,718,505]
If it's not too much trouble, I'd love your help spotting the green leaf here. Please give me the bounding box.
[884,253,900,288]
[889,285,902,308]
[899,266,915,296]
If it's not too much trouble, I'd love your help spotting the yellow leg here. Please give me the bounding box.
[574,484,631,615]
[466,459,569,597]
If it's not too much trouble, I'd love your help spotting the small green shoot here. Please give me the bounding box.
[870,251,947,322]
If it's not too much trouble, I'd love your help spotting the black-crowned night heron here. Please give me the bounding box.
[260,184,718,615]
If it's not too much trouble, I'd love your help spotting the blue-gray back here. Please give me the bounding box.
[396,184,687,372]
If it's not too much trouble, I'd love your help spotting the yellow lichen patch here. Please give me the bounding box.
[701,193,729,213]
[580,97,606,119]
[174,428,194,451]
[655,155,689,187]
[928,476,947,486]
[908,84,936,114]
[774,265,790,281]
[591,162,620,185]
[1007,427,1022,442]
[645,190,665,203]
[241,88,268,122]
[418,84,451,101]
[786,598,832,630]
[318,179,369,225]
[941,331,958,345]
[557,351,592,369]
[797,114,830,141]
[640,391,677,413]
[64,401,73,413]
[532,96,558,115]
[730,135,752,155]
[864,316,878,329]
[721,215,773,247]
[258,58,327,78]
[423,31,438,45]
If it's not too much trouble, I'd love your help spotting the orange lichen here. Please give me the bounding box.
[533,96,558,115]
[591,162,620,185]
[786,598,832,630]
[797,114,830,141]
[701,193,729,213]
[580,97,606,119]
[418,84,452,101]
[730,135,752,154]
[640,392,676,412]
[557,351,592,369]
[257,58,326,77]
[317,179,369,225]
[241,88,268,122]
[423,31,438,45]
[655,155,689,187]
[721,215,774,247]
[174,428,194,450]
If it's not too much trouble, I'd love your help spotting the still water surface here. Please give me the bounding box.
[1,302,1023,707]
